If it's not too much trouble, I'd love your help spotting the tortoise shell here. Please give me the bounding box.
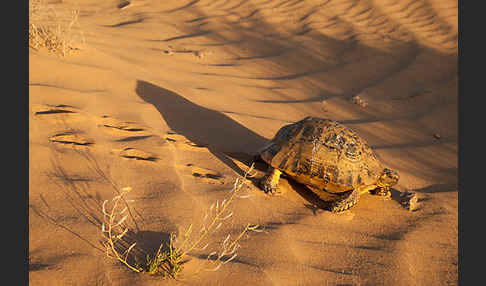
[258,117,385,194]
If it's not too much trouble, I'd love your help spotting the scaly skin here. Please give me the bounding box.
[328,189,361,212]
[370,187,390,196]
[260,167,283,195]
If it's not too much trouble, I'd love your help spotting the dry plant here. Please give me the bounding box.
[101,186,142,273]
[101,164,263,279]
[29,0,85,56]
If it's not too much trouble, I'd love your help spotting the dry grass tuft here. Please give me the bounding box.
[101,186,142,273]
[29,0,85,56]
[101,164,262,279]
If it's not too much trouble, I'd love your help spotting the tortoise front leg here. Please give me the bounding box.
[360,184,391,198]
[371,186,389,196]
[260,166,283,195]
[370,186,391,199]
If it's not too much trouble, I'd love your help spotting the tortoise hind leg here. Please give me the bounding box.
[260,166,283,195]
[328,189,361,212]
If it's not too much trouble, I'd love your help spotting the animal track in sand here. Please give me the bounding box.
[32,104,85,123]
[33,104,77,115]
[162,44,213,59]
[180,163,225,184]
[162,131,225,184]
[164,132,208,150]
[98,115,152,142]
[119,147,158,161]
[49,132,94,146]
[99,115,146,132]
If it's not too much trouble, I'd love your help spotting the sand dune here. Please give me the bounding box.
[29,0,457,285]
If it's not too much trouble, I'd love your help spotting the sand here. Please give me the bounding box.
[29,0,458,285]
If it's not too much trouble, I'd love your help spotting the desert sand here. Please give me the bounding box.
[29,0,458,285]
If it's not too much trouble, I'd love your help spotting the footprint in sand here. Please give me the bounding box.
[98,115,152,142]
[49,131,94,146]
[163,132,225,184]
[99,115,145,132]
[32,104,85,123]
[118,147,158,161]
[95,116,160,162]
[181,163,224,184]
[33,104,77,115]
[164,132,208,150]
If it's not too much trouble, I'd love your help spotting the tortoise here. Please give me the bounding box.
[257,116,399,212]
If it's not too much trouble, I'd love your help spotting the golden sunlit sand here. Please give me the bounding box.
[29,0,458,285]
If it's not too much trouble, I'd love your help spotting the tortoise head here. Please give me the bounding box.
[377,168,399,188]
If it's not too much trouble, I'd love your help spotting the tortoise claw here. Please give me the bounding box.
[260,178,279,195]
[260,167,282,195]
